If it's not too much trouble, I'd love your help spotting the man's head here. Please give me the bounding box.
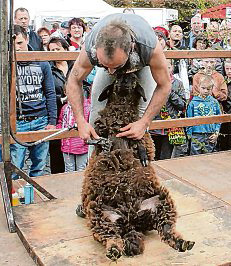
[52,23,59,31]
[60,21,69,37]
[169,25,183,41]
[224,59,231,79]
[153,26,169,39]
[14,8,30,30]
[191,16,203,35]
[202,57,216,75]
[13,25,29,51]
[206,21,220,41]
[155,31,167,49]
[95,21,134,74]
[198,75,214,98]
[219,20,231,40]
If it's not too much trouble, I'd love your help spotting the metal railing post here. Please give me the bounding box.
[0,0,16,233]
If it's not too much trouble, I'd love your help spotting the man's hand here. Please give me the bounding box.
[116,119,148,140]
[78,120,100,141]
[45,124,56,130]
[209,133,219,143]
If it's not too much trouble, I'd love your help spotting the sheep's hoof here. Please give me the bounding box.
[123,230,144,256]
[76,204,86,218]
[106,245,122,261]
[177,239,195,252]
[137,145,148,167]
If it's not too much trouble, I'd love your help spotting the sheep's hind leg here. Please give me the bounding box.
[90,208,124,261]
[106,238,124,261]
[153,187,195,252]
[123,230,145,256]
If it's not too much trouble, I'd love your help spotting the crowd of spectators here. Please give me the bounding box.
[152,14,231,159]
[1,7,230,178]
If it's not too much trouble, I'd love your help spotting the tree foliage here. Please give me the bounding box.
[104,0,231,23]
[104,0,153,8]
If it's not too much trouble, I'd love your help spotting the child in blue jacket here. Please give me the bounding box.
[186,75,221,155]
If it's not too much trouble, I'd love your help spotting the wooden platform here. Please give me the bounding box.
[13,151,231,265]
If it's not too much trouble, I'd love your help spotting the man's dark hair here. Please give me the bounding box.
[52,23,60,30]
[14,7,29,18]
[95,20,134,59]
[68,17,86,32]
[13,24,28,39]
[47,37,70,51]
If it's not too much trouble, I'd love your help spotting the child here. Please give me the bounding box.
[192,57,227,102]
[57,83,91,172]
[186,75,221,155]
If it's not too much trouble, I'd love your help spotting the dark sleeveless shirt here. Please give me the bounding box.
[85,13,157,68]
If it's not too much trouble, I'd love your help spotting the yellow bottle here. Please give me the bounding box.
[12,192,20,206]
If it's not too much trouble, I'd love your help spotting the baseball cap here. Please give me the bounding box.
[155,30,167,42]
[153,26,169,39]
[61,21,69,29]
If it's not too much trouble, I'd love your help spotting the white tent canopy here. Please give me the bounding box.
[14,0,116,21]
[13,0,178,29]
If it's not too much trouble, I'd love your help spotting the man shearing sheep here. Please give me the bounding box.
[66,13,171,141]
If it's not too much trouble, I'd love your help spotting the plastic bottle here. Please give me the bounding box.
[24,183,34,204]
[18,187,25,204]
[12,188,20,206]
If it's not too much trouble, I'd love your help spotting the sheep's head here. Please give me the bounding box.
[98,73,147,103]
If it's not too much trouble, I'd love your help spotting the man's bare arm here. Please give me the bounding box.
[66,45,99,140]
[141,42,171,126]
[117,42,171,139]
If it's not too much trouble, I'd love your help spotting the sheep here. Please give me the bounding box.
[80,73,195,261]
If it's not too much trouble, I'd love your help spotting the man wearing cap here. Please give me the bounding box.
[66,13,171,141]
[153,26,169,39]
[154,30,168,50]
[50,21,69,39]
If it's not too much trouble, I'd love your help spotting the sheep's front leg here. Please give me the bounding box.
[158,223,195,252]
[76,204,86,218]
[155,187,195,252]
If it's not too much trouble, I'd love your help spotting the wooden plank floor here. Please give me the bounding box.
[0,193,35,266]
[155,151,231,205]
[12,151,231,266]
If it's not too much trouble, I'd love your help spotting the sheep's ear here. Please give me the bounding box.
[136,84,147,102]
[98,84,114,102]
